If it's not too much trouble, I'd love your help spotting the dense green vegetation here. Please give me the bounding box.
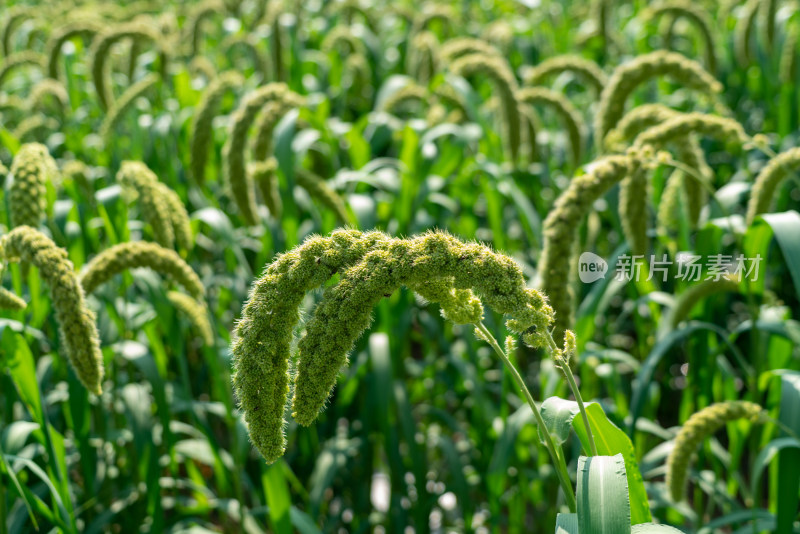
[1,0,800,532]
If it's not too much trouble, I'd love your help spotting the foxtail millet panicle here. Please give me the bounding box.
[223,83,303,225]
[9,143,59,229]
[644,2,717,73]
[665,401,766,501]
[1,226,104,394]
[232,230,553,463]
[45,19,102,79]
[746,147,800,224]
[117,161,175,249]
[450,52,522,163]
[516,87,585,166]
[666,274,741,329]
[523,55,607,94]
[189,71,244,185]
[539,155,634,341]
[89,21,164,110]
[166,291,214,346]
[290,231,554,428]
[0,51,46,91]
[79,240,204,300]
[594,51,722,149]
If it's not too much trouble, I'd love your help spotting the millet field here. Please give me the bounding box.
[1,0,800,533]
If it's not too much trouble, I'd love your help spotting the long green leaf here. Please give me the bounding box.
[577,454,631,534]
[541,398,652,525]
[777,373,800,534]
[262,462,292,534]
[744,211,800,303]
[631,523,684,533]
[750,437,800,500]
[555,513,579,534]
[2,330,43,423]
[0,450,38,530]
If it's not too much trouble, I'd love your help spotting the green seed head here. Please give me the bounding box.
[166,291,214,347]
[9,143,58,230]
[233,230,553,463]
[0,287,26,311]
[644,2,717,73]
[451,53,521,162]
[100,74,158,144]
[0,51,46,92]
[45,20,102,78]
[667,275,741,329]
[633,112,747,149]
[117,161,176,249]
[190,71,244,184]
[539,155,634,341]
[517,87,585,166]
[80,241,204,300]
[666,401,766,502]
[295,170,351,224]
[439,37,501,62]
[250,158,282,219]
[27,78,70,114]
[223,83,303,225]
[523,55,607,94]
[1,227,103,394]
[746,147,800,225]
[89,21,164,110]
[594,51,722,149]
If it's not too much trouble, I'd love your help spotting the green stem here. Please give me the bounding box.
[475,322,577,512]
[562,361,598,456]
[543,330,599,457]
